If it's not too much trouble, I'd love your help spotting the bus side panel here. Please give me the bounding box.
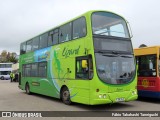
[51,43,90,104]
[138,77,160,98]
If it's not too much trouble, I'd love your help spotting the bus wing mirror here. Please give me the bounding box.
[82,60,88,69]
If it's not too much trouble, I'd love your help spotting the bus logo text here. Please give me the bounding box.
[62,46,80,58]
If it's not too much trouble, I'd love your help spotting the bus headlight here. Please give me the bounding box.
[103,94,106,98]
[99,94,107,99]
[132,91,137,95]
[99,94,103,99]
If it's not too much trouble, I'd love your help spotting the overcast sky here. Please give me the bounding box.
[0,0,160,54]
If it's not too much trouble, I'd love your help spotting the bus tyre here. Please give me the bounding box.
[61,87,71,105]
[25,83,31,95]
[1,76,4,80]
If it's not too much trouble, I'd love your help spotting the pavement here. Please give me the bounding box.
[0,80,159,120]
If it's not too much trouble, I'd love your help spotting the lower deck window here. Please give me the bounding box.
[22,62,47,77]
[38,62,47,77]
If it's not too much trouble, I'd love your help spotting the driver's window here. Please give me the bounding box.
[75,55,93,80]
[76,58,89,79]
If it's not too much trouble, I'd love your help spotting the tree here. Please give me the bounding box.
[0,50,8,62]
[8,55,18,63]
[0,50,18,63]
[139,44,147,48]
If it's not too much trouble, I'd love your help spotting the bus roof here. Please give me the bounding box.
[21,10,128,44]
[134,46,160,56]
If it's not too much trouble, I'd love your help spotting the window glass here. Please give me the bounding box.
[53,29,59,45]
[110,24,125,37]
[0,64,6,68]
[31,63,38,77]
[0,71,11,75]
[48,29,59,46]
[5,64,12,68]
[24,64,31,77]
[38,62,47,77]
[22,62,47,77]
[92,12,129,38]
[137,55,156,77]
[59,23,72,43]
[76,57,89,79]
[95,53,135,84]
[48,31,53,46]
[73,17,86,39]
[32,37,39,51]
[77,60,82,73]
[22,65,25,77]
[20,42,26,54]
[39,33,48,49]
[26,40,32,53]
[88,55,93,79]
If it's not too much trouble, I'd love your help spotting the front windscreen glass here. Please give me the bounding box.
[92,12,135,84]
[136,55,157,77]
[92,12,129,38]
[96,53,135,84]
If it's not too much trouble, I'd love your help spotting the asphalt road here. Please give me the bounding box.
[0,80,159,120]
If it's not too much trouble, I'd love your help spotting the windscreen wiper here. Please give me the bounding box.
[120,55,133,58]
[95,50,118,54]
[95,50,109,53]
[95,49,133,56]
[112,51,119,54]
[102,54,118,57]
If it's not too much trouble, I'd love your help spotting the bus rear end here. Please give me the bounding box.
[135,46,160,99]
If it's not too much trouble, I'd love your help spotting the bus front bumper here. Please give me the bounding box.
[90,90,138,105]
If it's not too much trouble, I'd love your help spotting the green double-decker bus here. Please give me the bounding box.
[19,10,137,105]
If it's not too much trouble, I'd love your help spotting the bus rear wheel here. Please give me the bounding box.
[61,87,71,105]
[25,83,31,95]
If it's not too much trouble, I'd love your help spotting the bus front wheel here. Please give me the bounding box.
[1,76,4,80]
[25,83,31,95]
[61,87,71,105]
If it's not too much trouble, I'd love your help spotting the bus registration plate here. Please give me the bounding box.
[116,98,125,102]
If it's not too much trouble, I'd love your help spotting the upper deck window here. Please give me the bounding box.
[73,17,86,39]
[39,33,48,49]
[59,23,72,43]
[48,29,59,46]
[20,16,87,54]
[0,64,12,68]
[26,40,32,53]
[32,37,39,51]
[92,12,129,38]
[20,42,26,54]
[5,64,12,68]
